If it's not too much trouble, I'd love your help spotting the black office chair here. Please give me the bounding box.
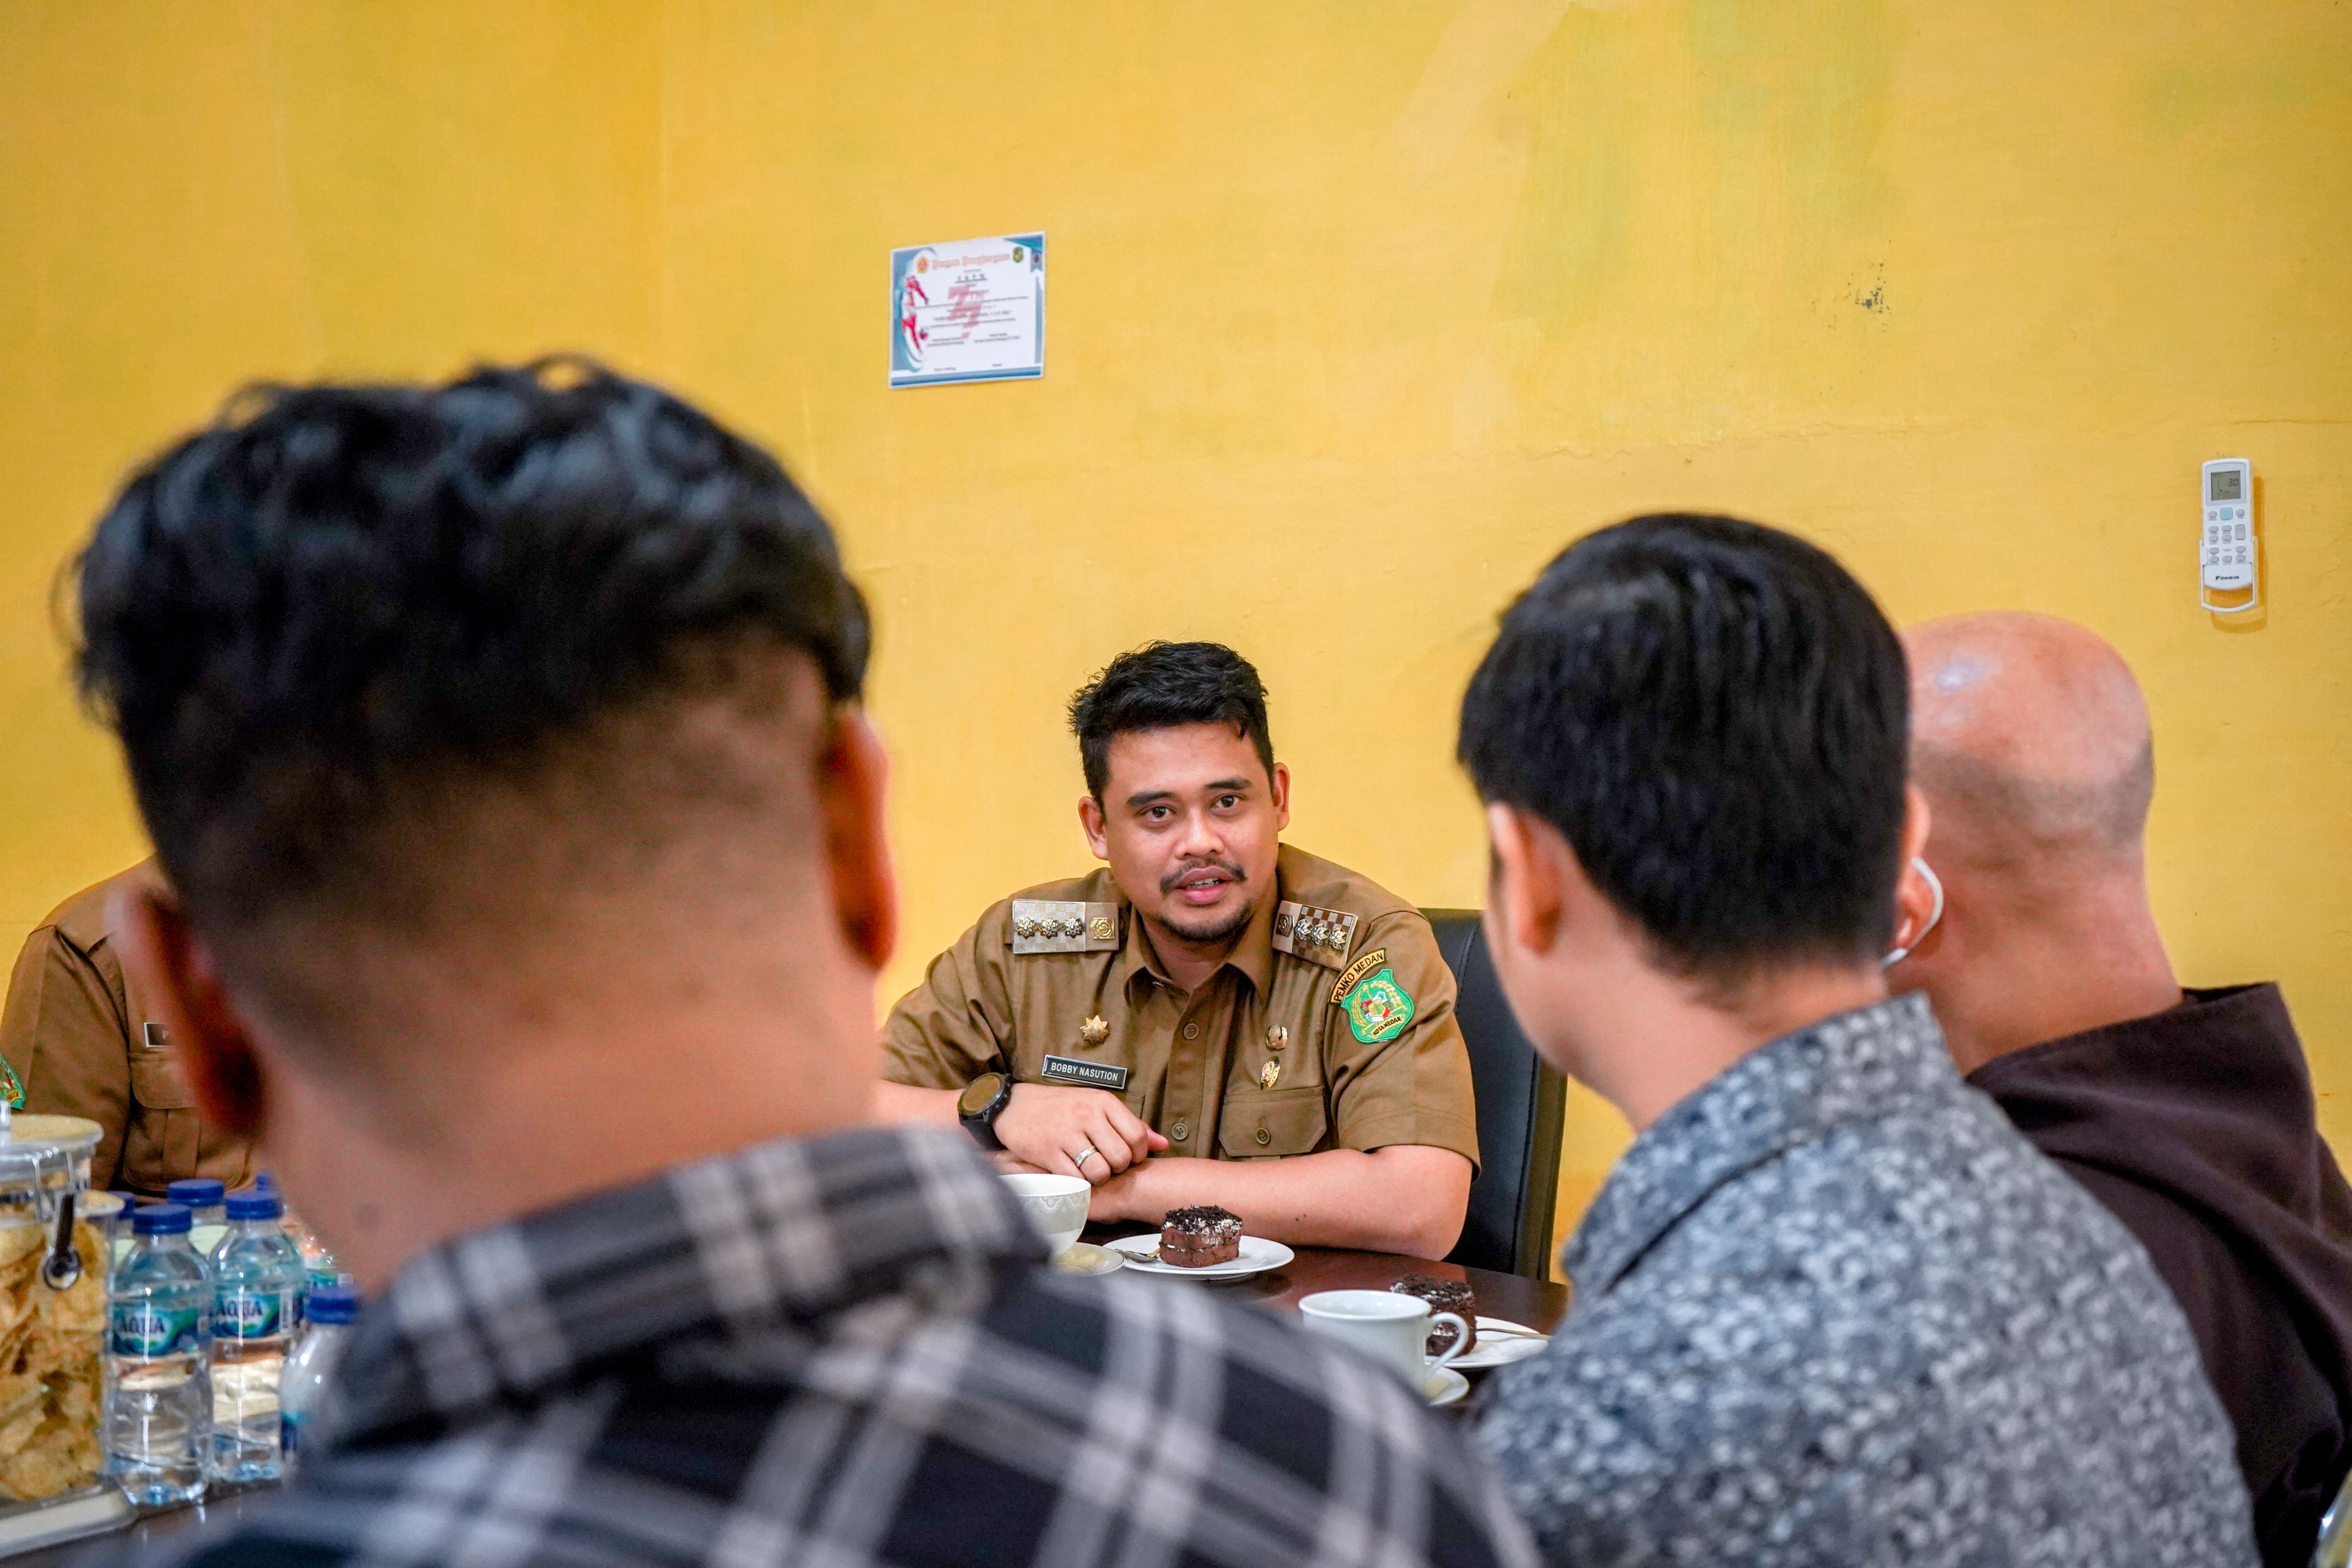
[1424,909,1568,1279]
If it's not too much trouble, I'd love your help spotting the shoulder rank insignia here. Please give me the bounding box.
[1009,899,1122,955]
[1339,962,1416,1045]
[1272,900,1359,969]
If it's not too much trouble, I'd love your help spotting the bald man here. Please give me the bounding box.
[1891,611,2352,1567]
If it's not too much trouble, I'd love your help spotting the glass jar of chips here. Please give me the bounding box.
[0,1112,106,1505]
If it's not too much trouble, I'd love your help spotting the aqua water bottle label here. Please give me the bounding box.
[218,1289,293,1341]
[111,1302,202,1357]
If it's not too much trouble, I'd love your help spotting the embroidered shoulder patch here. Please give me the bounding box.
[1341,967,1415,1045]
[1330,947,1388,1006]
[0,1056,23,1110]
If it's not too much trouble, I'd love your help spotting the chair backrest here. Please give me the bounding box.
[1425,909,1568,1279]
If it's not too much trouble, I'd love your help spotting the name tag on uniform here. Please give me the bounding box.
[140,1022,169,1051]
[1039,1055,1129,1092]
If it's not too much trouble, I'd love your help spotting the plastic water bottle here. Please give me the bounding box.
[278,1202,350,1296]
[107,1203,212,1506]
[165,1178,227,1229]
[208,1189,303,1483]
[278,1285,359,1476]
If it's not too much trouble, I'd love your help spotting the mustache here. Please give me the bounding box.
[1160,858,1248,895]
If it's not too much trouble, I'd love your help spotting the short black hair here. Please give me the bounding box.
[1457,514,1909,982]
[1068,642,1274,799]
[74,358,869,928]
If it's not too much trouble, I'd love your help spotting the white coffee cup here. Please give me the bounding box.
[1000,1173,1091,1258]
[1297,1289,1471,1386]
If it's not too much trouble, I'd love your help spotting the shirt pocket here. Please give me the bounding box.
[129,1046,195,1111]
[1218,1085,1329,1159]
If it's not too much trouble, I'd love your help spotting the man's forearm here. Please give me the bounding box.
[1102,1145,1472,1259]
[873,1080,960,1127]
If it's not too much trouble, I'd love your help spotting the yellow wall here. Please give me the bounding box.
[4,2,2348,1248]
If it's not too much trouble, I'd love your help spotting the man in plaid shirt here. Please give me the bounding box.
[73,363,1533,1568]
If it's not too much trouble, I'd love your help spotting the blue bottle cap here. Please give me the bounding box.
[132,1203,193,1236]
[252,1170,279,1194]
[165,1178,225,1207]
[304,1285,361,1325]
[223,1189,282,1221]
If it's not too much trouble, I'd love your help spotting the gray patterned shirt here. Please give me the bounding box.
[1475,993,2256,1566]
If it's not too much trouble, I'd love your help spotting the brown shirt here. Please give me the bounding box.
[883,844,1479,1169]
[0,862,253,1197]
[1970,984,2352,1567]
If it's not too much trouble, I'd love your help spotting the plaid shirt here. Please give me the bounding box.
[143,1125,1534,1568]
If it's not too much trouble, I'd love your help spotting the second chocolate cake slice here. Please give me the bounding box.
[1389,1272,1479,1355]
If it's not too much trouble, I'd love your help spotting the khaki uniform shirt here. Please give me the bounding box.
[884,844,1479,1169]
[0,863,254,1197]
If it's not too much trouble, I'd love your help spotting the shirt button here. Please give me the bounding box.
[1181,1022,1200,1040]
[1254,1127,1271,1146]
[1171,1120,1189,1142]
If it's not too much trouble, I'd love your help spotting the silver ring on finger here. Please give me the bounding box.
[1073,1145,1099,1171]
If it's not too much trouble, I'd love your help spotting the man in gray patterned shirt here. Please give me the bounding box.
[1457,514,2254,1566]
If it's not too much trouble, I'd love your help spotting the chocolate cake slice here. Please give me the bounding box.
[1390,1273,1478,1355]
[1158,1205,1243,1267]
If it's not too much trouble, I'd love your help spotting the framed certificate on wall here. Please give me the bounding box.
[890,233,1045,388]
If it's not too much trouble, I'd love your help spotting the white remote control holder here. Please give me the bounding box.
[2200,458,2258,614]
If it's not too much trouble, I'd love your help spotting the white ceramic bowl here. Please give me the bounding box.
[1000,1173,1091,1258]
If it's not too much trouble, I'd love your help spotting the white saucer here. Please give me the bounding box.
[1105,1233,1295,1279]
[1450,1316,1550,1370]
[1424,1366,1469,1406]
[1051,1242,1127,1277]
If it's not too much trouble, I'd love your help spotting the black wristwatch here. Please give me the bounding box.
[957,1071,1014,1150]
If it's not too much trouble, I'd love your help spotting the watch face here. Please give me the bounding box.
[958,1073,1007,1120]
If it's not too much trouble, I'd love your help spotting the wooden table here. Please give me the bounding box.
[1102,1236,1571,1334]
[1083,1229,1570,1423]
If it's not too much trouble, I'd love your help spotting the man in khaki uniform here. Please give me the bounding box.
[0,862,252,1196]
[877,643,1477,1258]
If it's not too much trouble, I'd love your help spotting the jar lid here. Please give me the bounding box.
[0,1115,100,1156]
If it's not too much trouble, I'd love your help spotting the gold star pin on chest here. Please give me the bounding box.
[1080,1015,1110,1047]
